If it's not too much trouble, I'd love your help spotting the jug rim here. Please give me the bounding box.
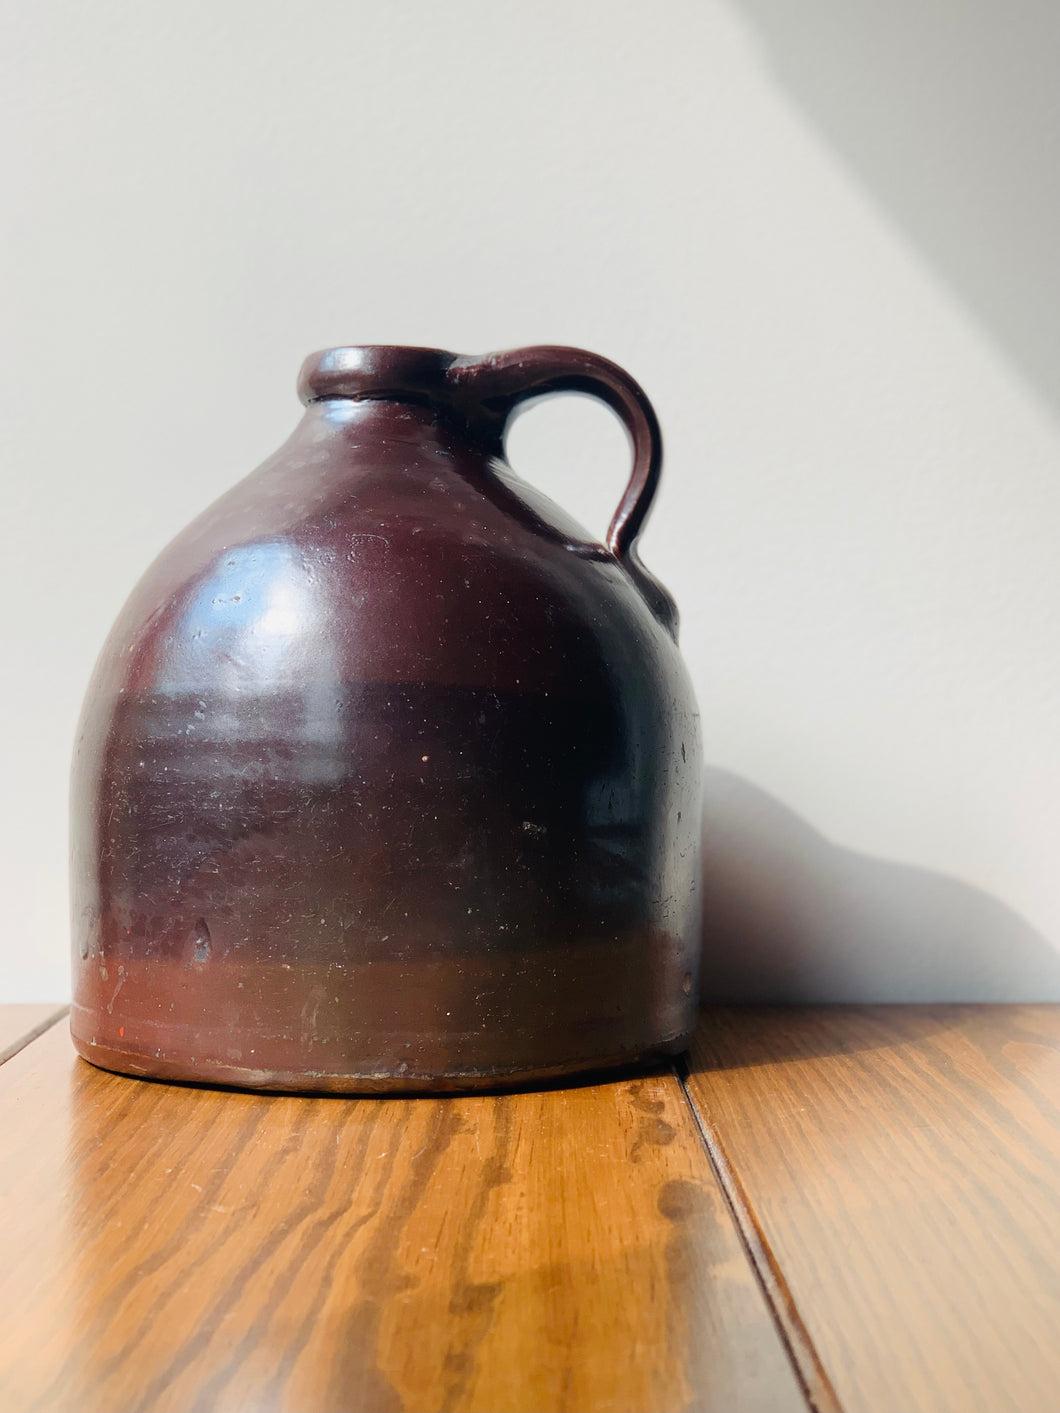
[298,345,457,404]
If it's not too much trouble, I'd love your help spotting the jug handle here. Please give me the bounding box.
[448,346,678,636]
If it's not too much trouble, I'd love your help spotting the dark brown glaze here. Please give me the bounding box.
[70,346,701,1090]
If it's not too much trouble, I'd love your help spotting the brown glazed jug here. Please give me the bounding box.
[71,345,701,1091]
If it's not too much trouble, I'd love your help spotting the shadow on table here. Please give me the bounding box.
[699,767,1060,1006]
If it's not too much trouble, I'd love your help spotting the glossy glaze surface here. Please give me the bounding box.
[70,346,701,1089]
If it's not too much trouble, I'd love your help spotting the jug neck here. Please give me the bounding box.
[305,393,454,435]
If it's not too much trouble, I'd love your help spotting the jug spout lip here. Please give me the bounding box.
[298,346,457,405]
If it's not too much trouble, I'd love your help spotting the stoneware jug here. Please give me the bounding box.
[71,345,701,1091]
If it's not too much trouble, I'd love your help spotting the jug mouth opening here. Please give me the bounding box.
[298,346,457,406]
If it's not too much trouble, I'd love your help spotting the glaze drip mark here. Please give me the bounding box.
[192,919,212,964]
[106,966,126,1015]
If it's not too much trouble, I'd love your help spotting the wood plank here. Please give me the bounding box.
[0,1024,805,1413]
[0,1003,67,1065]
[685,1005,1060,1413]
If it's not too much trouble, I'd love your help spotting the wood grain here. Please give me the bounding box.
[0,1003,67,1065]
[685,1005,1060,1413]
[0,1021,805,1413]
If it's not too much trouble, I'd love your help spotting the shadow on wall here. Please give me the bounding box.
[700,768,1060,1002]
[733,0,1060,413]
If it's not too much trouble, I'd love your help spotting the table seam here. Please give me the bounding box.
[0,1006,70,1068]
[676,1051,843,1413]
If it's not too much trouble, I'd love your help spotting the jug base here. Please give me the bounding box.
[70,1030,693,1095]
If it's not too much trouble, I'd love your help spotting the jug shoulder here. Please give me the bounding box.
[89,413,680,705]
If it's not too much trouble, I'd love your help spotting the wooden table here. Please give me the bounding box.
[1,1004,1059,1413]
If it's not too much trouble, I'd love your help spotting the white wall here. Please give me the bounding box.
[4,0,1060,1002]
